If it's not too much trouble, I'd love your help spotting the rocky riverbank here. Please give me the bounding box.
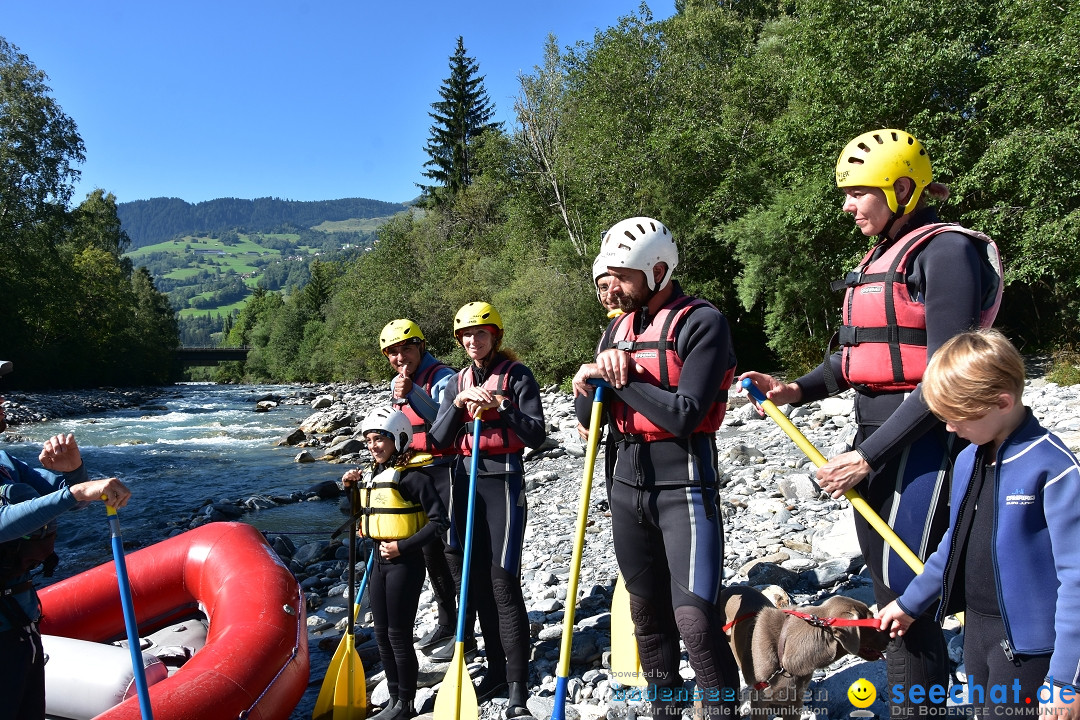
[241,373,1079,720]
[9,372,1080,720]
[1,386,170,429]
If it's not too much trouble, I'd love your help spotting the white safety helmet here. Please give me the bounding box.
[597,217,678,293]
[361,407,413,454]
[592,255,611,303]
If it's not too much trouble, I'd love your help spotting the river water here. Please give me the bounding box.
[5,383,352,586]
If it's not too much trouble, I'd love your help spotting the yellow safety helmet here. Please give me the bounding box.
[453,302,503,344]
[379,319,425,353]
[835,129,933,215]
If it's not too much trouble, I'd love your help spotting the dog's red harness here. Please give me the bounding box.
[779,608,883,630]
[724,608,886,690]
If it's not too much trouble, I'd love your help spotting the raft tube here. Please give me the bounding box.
[39,522,308,720]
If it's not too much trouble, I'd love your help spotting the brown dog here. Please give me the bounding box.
[721,586,888,720]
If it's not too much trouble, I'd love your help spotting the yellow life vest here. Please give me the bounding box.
[357,456,431,540]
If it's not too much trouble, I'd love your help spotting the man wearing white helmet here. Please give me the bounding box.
[573,218,740,718]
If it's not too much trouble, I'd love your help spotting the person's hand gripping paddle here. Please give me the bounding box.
[433,416,483,720]
[740,378,924,574]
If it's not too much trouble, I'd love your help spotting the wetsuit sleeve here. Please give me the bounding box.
[793,353,848,404]
[396,468,449,555]
[610,306,734,438]
[0,454,79,543]
[896,519,953,618]
[856,232,985,468]
[406,365,455,424]
[501,364,547,449]
[1045,456,1080,686]
[428,377,466,451]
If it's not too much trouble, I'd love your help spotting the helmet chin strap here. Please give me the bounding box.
[882,207,906,240]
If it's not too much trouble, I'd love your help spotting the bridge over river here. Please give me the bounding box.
[173,347,250,366]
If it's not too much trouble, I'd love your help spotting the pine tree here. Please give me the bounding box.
[421,37,501,200]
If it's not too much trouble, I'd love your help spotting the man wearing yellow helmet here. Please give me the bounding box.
[429,302,547,718]
[742,129,1003,716]
[378,319,460,654]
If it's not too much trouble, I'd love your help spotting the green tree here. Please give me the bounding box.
[421,37,501,201]
[1,37,86,382]
[0,38,84,238]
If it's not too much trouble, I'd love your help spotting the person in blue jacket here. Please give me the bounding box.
[877,330,1080,718]
[0,359,133,719]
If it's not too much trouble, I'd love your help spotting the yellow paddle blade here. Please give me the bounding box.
[433,644,478,720]
[610,574,646,687]
[313,635,350,719]
[331,634,367,720]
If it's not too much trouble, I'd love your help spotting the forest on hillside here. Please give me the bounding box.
[219,0,1080,386]
[116,196,410,248]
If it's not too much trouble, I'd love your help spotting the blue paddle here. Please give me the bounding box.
[105,501,154,720]
[433,416,482,720]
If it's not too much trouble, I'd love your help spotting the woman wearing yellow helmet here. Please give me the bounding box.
[429,303,546,717]
[742,129,1003,716]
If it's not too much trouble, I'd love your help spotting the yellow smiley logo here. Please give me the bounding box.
[848,678,876,708]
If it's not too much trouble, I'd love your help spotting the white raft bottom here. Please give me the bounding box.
[43,615,209,720]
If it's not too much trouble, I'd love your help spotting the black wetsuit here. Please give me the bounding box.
[366,462,449,707]
[429,354,546,687]
[575,284,740,718]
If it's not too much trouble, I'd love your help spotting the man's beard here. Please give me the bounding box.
[612,289,647,313]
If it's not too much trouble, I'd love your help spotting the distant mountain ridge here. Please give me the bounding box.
[117,196,410,249]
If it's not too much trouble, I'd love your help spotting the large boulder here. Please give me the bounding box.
[300,407,354,434]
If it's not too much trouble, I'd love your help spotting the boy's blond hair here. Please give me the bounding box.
[922,329,1025,421]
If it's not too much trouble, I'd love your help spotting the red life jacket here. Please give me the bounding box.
[834,223,1003,392]
[605,296,736,442]
[401,360,458,456]
[455,359,526,456]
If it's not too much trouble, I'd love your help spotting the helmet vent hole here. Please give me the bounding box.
[858,142,872,152]
[848,157,864,165]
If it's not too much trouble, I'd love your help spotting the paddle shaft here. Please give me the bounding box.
[441,417,483,720]
[552,386,606,720]
[105,503,155,720]
[347,495,357,636]
[740,379,925,574]
[311,536,374,720]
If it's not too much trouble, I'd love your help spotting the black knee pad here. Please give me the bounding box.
[628,593,661,633]
[675,604,720,688]
[629,594,680,687]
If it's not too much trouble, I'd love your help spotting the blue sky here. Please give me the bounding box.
[3,1,674,206]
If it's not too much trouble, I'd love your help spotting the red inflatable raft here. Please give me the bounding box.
[39,522,308,720]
